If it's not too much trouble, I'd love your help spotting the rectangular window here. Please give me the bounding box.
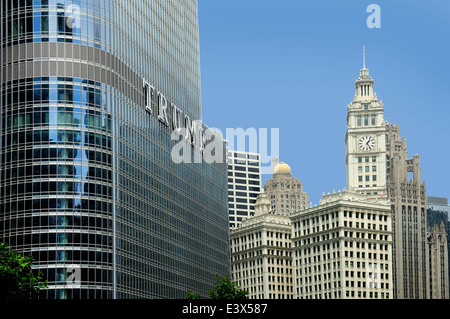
[57,12,65,34]
[371,114,376,125]
[372,156,376,162]
[358,157,362,163]
[364,115,369,126]
[358,167,362,173]
[357,116,361,126]
[365,166,369,172]
[373,175,377,181]
[41,15,49,34]
[365,176,370,182]
[34,14,41,33]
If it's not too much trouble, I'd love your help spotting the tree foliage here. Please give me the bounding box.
[185,290,203,299]
[185,274,249,299]
[208,274,248,299]
[0,243,47,299]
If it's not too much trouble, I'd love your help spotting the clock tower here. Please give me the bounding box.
[345,47,387,196]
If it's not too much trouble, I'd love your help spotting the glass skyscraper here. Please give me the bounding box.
[0,0,230,299]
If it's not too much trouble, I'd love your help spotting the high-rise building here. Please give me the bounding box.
[291,190,393,299]
[427,197,450,217]
[227,150,262,228]
[385,121,429,299]
[347,49,430,299]
[264,158,308,214]
[0,0,230,299]
[427,222,449,299]
[230,193,293,299]
[427,196,450,297]
[291,51,411,300]
[345,47,387,197]
[230,160,308,299]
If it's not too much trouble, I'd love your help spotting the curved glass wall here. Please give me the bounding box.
[1,0,230,299]
[1,76,114,298]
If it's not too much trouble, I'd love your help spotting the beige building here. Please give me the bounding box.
[291,190,393,299]
[346,50,431,298]
[345,49,387,197]
[264,158,309,214]
[230,160,308,299]
[230,193,293,299]
[385,121,430,298]
[427,222,449,299]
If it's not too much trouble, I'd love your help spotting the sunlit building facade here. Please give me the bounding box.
[230,193,293,299]
[291,191,393,299]
[0,0,230,299]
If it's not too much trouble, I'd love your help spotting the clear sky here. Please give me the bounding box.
[198,0,450,204]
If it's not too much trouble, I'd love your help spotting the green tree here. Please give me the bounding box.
[185,290,203,299]
[208,274,248,299]
[0,243,47,299]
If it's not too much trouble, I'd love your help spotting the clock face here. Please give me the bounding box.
[359,136,375,151]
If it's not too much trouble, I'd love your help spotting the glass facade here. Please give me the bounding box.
[0,0,230,299]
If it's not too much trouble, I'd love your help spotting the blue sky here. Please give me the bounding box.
[198,0,450,204]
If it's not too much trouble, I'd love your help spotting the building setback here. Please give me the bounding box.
[0,0,230,299]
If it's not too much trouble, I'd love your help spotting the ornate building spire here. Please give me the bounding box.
[353,46,374,99]
[363,45,366,69]
[359,45,370,80]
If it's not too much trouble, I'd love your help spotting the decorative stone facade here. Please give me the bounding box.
[291,190,393,299]
[385,121,430,299]
[230,193,293,299]
[427,223,449,299]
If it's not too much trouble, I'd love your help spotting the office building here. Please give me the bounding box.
[385,121,429,298]
[264,158,308,214]
[427,196,450,297]
[427,197,450,217]
[291,52,403,299]
[427,222,449,299]
[346,49,429,298]
[0,0,230,299]
[230,160,309,298]
[230,192,293,299]
[227,150,262,228]
[345,47,387,197]
[291,190,393,299]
